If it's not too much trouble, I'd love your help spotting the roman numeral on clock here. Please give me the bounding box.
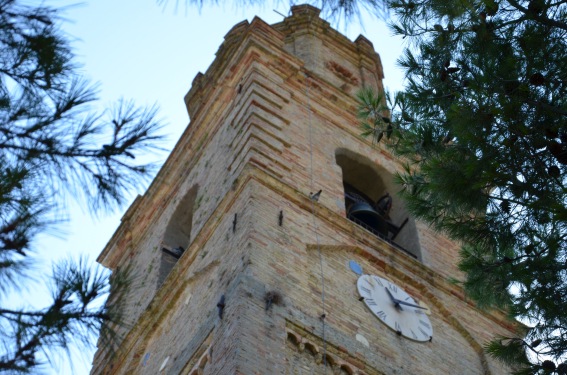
[388,283,397,293]
[376,310,387,320]
[360,286,371,295]
[366,298,377,306]
[395,321,402,333]
[372,276,384,287]
[411,329,418,339]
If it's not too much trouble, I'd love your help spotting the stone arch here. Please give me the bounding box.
[339,364,355,374]
[198,353,208,369]
[335,148,421,259]
[304,342,319,356]
[287,330,302,348]
[323,353,338,368]
[158,184,199,286]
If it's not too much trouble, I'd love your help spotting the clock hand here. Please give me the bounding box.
[384,288,427,311]
[395,300,428,310]
[384,287,403,311]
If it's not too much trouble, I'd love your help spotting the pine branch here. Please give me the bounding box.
[0,258,130,373]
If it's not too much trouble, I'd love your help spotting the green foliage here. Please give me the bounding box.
[356,0,566,372]
[356,87,392,144]
[0,0,164,372]
[0,258,132,373]
[159,0,388,20]
[485,337,532,374]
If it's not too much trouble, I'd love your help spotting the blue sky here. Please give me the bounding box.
[28,1,405,373]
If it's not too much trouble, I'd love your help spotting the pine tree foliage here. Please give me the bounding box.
[159,0,388,20]
[357,87,393,144]
[0,258,131,373]
[356,0,566,372]
[0,0,163,372]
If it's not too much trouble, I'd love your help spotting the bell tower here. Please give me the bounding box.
[91,5,516,374]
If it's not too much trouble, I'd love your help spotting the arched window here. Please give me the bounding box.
[158,185,199,286]
[335,149,421,259]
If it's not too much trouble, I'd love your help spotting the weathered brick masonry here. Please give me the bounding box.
[91,5,517,374]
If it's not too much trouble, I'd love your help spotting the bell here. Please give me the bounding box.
[347,201,388,236]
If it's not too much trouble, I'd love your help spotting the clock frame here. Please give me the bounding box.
[357,274,433,342]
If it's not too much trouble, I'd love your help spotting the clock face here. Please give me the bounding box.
[357,274,433,342]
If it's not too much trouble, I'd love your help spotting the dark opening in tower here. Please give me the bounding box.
[158,184,199,286]
[335,149,421,259]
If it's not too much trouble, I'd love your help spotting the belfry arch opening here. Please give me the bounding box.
[158,184,199,286]
[335,149,421,259]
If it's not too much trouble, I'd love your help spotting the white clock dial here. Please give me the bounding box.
[357,274,433,342]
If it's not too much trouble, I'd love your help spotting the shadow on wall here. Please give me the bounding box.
[158,185,199,286]
[335,148,421,260]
